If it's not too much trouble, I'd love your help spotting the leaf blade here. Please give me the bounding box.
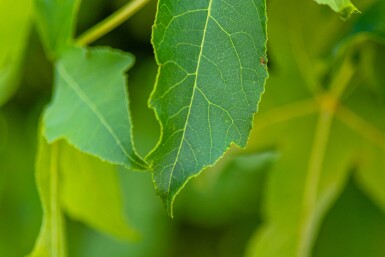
[59,141,138,241]
[149,0,268,215]
[44,47,147,170]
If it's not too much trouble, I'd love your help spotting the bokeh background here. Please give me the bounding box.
[1,0,385,256]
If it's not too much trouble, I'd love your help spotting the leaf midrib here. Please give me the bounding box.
[57,63,146,169]
[166,0,214,206]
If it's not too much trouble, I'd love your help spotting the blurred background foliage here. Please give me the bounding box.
[1,0,385,256]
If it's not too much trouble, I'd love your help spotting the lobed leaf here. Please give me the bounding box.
[149,0,268,215]
[0,0,33,106]
[44,46,147,170]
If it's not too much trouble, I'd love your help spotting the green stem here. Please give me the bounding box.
[76,0,152,46]
[50,143,67,257]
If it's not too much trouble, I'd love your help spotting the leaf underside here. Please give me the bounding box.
[149,0,268,215]
[44,47,147,170]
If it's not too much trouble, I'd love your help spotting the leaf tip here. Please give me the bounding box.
[340,5,360,20]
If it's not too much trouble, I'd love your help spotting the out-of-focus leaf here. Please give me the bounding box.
[29,129,138,256]
[65,171,173,257]
[148,0,268,215]
[244,0,385,257]
[0,109,42,257]
[334,0,385,52]
[0,113,5,199]
[345,46,385,216]
[44,47,147,170]
[332,0,385,217]
[59,141,138,241]
[313,179,385,257]
[0,112,6,154]
[313,0,358,19]
[0,0,33,106]
[127,58,160,156]
[351,0,385,40]
[175,151,278,227]
[35,0,80,58]
[28,132,66,257]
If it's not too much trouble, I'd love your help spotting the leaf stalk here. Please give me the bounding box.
[76,0,152,46]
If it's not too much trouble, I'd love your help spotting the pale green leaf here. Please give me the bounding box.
[148,0,268,215]
[29,128,138,256]
[313,180,385,257]
[59,141,138,241]
[28,132,66,257]
[44,47,147,170]
[0,0,33,106]
[346,47,385,214]
[313,0,358,19]
[35,0,80,58]
[244,0,385,256]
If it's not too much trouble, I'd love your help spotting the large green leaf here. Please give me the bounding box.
[148,0,268,215]
[59,141,138,241]
[35,0,80,58]
[244,1,385,256]
[0,0,33,106]
[44,47,147,170]
[28,134,66,257]
[313,0,358,19]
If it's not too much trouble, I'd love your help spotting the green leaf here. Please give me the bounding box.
[35,0,80,58]
[59,141,138,241]
[244,0,385,256]
[338,3,385,214]
[175,151,277,227]
[149,0,268,215]
[0,0,33,106]
[29,126,138,256]
[350,0,385,42]
[44,46,147,170]
[313,179,385,257]
[313,0,358,19]
[343,46,385,215]
[28,132,66,257]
